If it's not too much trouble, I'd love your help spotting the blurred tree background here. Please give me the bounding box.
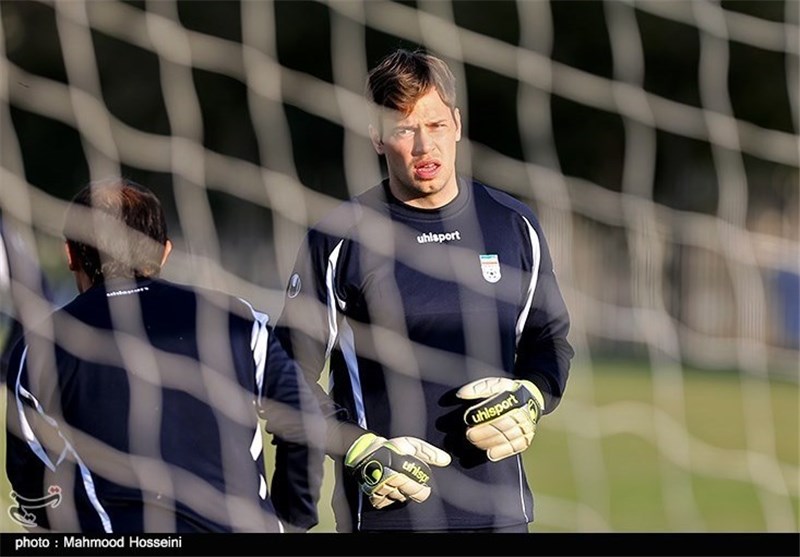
[2,1,795,296]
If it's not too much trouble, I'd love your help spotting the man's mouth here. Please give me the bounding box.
[414,161,440,180]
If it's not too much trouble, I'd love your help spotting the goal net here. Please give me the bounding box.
[0,0,797,534]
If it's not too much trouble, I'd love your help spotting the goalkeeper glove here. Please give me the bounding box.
[456,377,544,462]
[344,433,451,509]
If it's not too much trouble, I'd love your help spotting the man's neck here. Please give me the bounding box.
[388,178,459,210]
[73,269,94,294]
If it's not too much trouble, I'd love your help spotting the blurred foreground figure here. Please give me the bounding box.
[5,178,324,533]
[276,48,574,533]
[0,214,55,383]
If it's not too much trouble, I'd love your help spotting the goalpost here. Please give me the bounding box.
[0,0,797,534]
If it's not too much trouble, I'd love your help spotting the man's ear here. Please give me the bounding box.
[368,124,384,155]
[160,240,173,267]
[65,242,79,272]
[454,107,462,143]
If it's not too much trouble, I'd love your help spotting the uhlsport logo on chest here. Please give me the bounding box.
[416,230,462,244]
[479,254,501,283]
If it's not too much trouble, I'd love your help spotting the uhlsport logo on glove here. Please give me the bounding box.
[344,433,451,509]
[464,389,532,425]
[358,446,432,488]
[457,378,544,462]
[402,459,430,484]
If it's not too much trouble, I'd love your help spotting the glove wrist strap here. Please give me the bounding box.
[345,432,380,467]
[519,380,545,417]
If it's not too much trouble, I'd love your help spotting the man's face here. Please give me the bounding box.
[371,88,461,209]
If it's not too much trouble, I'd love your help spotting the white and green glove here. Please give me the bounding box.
[456,377,544,462]
[344,433,451,509]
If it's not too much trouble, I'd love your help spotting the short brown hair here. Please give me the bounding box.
[63,177,169,284]
[366,48,457,116]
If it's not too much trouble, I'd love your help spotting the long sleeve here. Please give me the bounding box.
[512,213,574,414]
[5,341,65,532]
[274,228,368,458]
[260,328,325,532]
[239,299,325,532]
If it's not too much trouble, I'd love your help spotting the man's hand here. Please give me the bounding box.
[456,377,544,462]
[344,433,451,509]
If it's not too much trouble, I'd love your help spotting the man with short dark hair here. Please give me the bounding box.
[5,178,324,533]
[275,48,574,533]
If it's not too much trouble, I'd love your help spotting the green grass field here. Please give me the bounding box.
[528,362,798,532]
[2,360,797,533]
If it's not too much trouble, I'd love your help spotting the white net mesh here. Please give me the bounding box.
[1,0,797,533]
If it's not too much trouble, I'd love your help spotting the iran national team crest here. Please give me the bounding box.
[479,254,501,283]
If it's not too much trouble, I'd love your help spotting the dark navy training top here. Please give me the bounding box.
[276,178,573,531]
[5,277,324,533]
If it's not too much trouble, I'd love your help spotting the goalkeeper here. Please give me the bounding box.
[275,48,573,532]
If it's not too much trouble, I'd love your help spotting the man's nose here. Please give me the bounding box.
[412,128,433,154]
